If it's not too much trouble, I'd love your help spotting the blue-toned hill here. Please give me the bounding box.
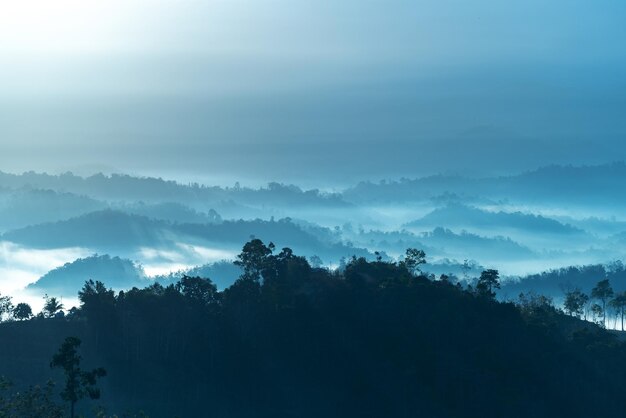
[27,254,147,296]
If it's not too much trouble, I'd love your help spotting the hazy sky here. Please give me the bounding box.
[1,0,625,185]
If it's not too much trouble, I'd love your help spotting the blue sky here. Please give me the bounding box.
[1,0,625,185]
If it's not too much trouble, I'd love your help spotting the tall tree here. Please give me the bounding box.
[476,269,500,299]
[78,280,116,320]
[50,337,106,418]
[403,248,426,275]
[563,289,589,319]
[591,279,614,328]
[234,239,275,281]
[591,303,603,325]
[609,292,626,331]
[262,247,311,310]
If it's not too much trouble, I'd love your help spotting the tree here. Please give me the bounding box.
[261,247,311,310]
[476,269,500,299]
[78,280,114,305]
[234,239,275,281]
[609,292,626,331]
[591,303,604,325]
[78,280,116,321]
[0,376,63,417]
[175,275,218,305]
[404,248,426,275]
[12,303,33,321]
[517,292,556,323]
[42,295,64,318]
[50,337,106,418]
[563,289,589,319]
[592,279,614,328]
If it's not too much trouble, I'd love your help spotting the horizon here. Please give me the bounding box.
[2,3,626,415]
[1,1,625,184]
[3,160,626,191]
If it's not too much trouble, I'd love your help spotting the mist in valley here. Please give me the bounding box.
[2,164,626,313]
[2,1,626,417]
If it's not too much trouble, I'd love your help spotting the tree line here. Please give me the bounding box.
[562,279,626,330]
[2,239,626,417]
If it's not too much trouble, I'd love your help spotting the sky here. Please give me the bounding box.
[1,0,625,186]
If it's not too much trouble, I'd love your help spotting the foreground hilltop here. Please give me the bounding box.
[0,240,625,417]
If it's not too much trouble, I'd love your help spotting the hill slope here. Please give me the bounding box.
[1,245,625,417]
[27,254,147,296]
[405,203,583,234]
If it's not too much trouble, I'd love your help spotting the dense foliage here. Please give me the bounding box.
[1,240,626,417]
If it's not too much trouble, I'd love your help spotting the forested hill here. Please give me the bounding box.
[344,162,626,205]
[0,171,349,208]
[1,241,626,417]
[6,162,626,209]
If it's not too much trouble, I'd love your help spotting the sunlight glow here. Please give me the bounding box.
[0,1,134,53]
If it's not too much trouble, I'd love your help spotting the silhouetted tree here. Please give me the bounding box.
[175,275,218,305]
[403,248,426,275]
[78,280,118,350]
[78,280,115,318]
[234,239,275,281]
[591,279,614,328]
[262,247,311,310]
[42,296,64,318]
[476,269,500,299]
[12,302,33,321]
[563,289,588,319]
[6,240,626,417]
[609,292,626,331]
[591,303,603,325]
[517,291,554,313]
[50,337,106,418]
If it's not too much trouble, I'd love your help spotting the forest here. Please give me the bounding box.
[4,0,625,415]
[1,239,626,417]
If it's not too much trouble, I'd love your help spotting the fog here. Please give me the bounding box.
[0,165,625,314]
[1,1,625,314]
[2,2,626,416]
[1,1,626,184]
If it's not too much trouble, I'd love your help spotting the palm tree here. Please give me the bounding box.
[43,295,64,318]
